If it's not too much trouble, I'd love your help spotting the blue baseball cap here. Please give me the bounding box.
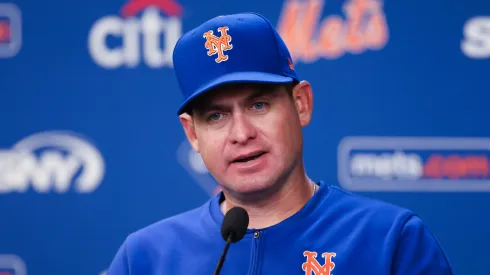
[173,12,300,115]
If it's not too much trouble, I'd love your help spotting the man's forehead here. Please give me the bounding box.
[195,83,284,106]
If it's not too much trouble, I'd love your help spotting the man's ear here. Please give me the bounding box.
[291,81,313,127]
[179,113,200,152]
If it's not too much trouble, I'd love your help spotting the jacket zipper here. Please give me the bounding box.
[248,230,262,275]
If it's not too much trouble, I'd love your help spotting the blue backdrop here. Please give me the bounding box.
[1,0,489,274]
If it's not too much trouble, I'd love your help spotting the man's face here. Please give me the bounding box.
[180,82,312,197]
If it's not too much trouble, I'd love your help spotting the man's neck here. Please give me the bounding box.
[220,170,316,229]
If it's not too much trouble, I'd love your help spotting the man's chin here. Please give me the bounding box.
[223,177,277,198]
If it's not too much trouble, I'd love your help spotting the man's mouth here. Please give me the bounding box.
[232,151,266,163]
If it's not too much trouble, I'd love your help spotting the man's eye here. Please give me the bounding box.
[208,113,222,121]
[252,102,266,110]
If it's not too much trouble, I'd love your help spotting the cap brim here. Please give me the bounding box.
[177,72,294,115]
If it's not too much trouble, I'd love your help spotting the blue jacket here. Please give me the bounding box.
[107,181,454,274]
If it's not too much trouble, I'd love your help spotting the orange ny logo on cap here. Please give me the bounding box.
[302,251,336,275]
[203,26,233,63]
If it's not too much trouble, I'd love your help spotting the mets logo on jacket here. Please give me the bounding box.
[302,250,336,275]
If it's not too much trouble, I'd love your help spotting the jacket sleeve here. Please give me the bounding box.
[392,215,454,275]
[106,239,130,275]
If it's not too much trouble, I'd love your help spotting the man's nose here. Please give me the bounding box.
[228,112,257,145]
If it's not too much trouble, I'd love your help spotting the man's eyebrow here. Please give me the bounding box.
[196,103,227,114]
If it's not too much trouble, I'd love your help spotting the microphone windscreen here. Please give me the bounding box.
[221,207,249,243]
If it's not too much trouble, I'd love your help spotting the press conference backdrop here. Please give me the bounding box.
[0,0,489,274]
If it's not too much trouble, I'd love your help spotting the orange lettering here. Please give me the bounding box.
[365,12,389,49]
[277,0,389,63]
[424,155,444,178]
[442,155,466,179]
[277,0,323,62]
[203,26,233,63]
[465,156,489,177]
[318,16,345,58]
[424,155,490,179]
[302,251,336,275]
[344,0,366,53]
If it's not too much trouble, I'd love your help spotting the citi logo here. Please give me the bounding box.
[88,0,183,69]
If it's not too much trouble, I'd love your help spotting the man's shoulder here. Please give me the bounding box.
[313,185,454,274]
[324,185,416,229]
[106,199,220,274]
[125,199,215,248]
[327,185,414,213]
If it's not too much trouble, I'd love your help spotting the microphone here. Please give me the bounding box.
[214,206,249,275]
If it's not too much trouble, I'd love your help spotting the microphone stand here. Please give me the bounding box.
[213,233,234,275]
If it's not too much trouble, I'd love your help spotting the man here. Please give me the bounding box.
[107,12,454,274]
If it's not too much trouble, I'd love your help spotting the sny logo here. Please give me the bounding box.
[302,251,336,275]
[203,26,233,63]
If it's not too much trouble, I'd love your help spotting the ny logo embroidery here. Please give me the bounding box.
[302,251,336,275]
[203,26,233,63]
